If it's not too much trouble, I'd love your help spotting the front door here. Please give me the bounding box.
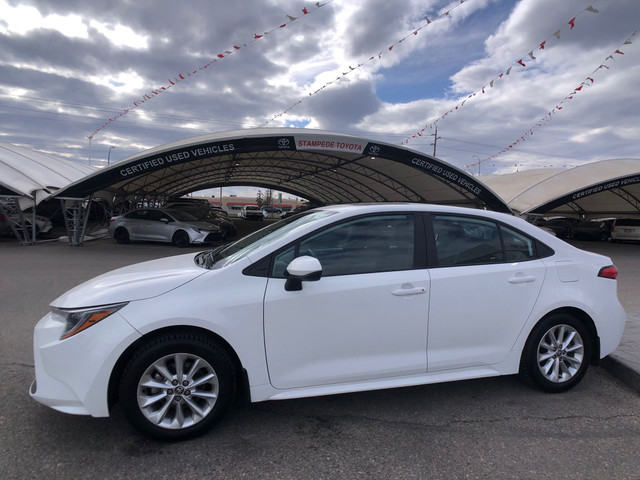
[263,213,429,390]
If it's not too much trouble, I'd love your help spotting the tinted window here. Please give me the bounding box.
[616,218,640,227]
[501,225,536,262]
[432,216,502,267]
[126,210,148,220]
[272,214,415,277]
[148,210,169,222]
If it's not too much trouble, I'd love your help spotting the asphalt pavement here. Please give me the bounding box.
[1,226,639,479]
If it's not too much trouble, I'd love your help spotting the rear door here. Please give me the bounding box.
[426,215,546,371]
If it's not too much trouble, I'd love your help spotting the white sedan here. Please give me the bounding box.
[31,203,625,441]
[108,208,223,247]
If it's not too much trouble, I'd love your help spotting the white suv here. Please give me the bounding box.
[610,218,640,243]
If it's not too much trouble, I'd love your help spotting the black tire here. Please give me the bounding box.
[172,230,190,247]
[119,332,236,441]
[114,227,130,244]
[520,313,592,393]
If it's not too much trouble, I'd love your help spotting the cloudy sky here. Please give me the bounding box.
[1,0,638,197]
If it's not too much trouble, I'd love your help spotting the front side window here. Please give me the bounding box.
[272,214,415,277]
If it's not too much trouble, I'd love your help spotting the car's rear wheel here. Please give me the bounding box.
[119,333,235,441]
[172,230,190,247]
[114,227,130,244]
[520,314,591,393]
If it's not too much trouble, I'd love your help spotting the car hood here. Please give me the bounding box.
[52,253,207,308]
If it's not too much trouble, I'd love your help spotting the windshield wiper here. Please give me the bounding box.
[200,245,226,268]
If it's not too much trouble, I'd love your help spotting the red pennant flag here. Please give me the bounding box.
[302,7,309,14]
[517,59,526,67]
[254,34,263,39]
[539,41,546,49]
[568,17,576,29]
[575,85,583,91]
[614,49,625,55]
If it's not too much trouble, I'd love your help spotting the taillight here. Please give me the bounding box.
[598,265,618,279]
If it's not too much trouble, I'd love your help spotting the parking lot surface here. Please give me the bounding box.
[1,231,639,479]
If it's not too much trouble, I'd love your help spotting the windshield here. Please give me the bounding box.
[195,210,336,269]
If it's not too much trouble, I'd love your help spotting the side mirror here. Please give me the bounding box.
[284,255,322,291]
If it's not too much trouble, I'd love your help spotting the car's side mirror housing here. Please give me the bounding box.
[284,255,322,291]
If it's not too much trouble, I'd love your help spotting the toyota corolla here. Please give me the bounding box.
[31,203,625,441]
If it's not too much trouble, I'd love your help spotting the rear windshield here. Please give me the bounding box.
[616,219,640,227]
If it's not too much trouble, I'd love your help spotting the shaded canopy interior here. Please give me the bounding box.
[53,129,510,213]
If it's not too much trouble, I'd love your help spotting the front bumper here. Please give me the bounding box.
[30,310,141,417]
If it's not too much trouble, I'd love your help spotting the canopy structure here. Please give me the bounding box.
[480,159,640,218]
[0,142,95,243]
[53,128,509,244]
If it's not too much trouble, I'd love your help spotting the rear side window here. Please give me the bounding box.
[432,216,502,266]
[616,218,640,227]
[431,215,536,267]
[501,226,536,262]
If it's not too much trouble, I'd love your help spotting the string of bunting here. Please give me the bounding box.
[468,27,639,169]
[402,3,602,145]
[88,1,334,139]
[260,0,475,127]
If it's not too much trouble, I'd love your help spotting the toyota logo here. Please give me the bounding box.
[368,145,381,156]
[278,138,290,148]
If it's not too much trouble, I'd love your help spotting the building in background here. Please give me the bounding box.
[190,195,307,217]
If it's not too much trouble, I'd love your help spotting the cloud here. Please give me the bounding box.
[0,0,637,181]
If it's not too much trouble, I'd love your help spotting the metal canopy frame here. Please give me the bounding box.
[0,197,37,245]
[52,129,510,245]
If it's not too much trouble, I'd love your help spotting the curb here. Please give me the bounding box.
[600,355,640,394]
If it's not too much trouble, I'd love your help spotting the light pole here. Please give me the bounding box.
[107,146,115,165]
[473,155,481,176]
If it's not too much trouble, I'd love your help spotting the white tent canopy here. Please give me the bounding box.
[480,159,640,217]
[0,142,95,207]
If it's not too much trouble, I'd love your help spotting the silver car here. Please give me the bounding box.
[108,208,223,247]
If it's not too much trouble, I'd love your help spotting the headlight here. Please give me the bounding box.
[52,303,128,340]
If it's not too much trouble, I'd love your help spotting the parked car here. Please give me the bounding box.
[280,205,310,219]
[570,219,614,241]
[210,205,228,217]
[544,217,580,239]
[108,208,223,247]
[164,202,237,239]
[262,205,282,218]
[239,205,263,220]
[31,203,625,441]
[610,218,640,243]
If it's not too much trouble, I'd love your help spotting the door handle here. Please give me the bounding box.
[392,287,426,296]
[508,275,536,284]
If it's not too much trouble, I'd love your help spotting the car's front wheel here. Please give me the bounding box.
[119,332,236,441]
[172,230,190,247]
[520,314,592,393]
